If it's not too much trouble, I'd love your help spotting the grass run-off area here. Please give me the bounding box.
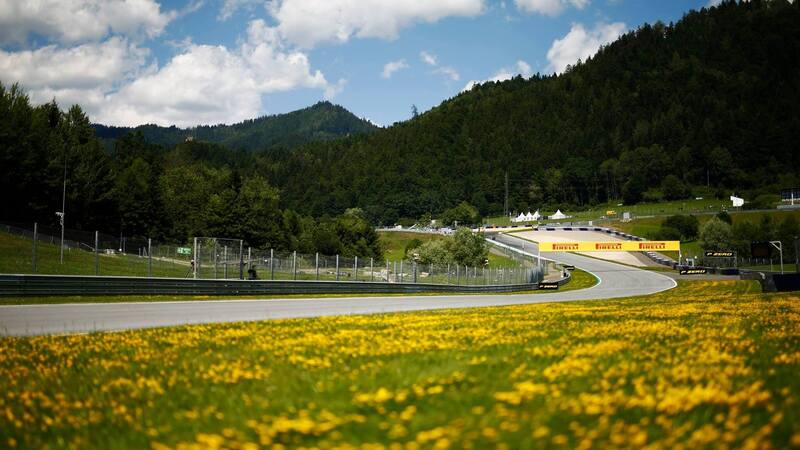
[378,231,518,268]
[3,280,799,449]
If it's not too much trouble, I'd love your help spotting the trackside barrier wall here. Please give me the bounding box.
[0,274,545,297]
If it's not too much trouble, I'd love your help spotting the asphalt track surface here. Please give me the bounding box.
[0,233,676,336]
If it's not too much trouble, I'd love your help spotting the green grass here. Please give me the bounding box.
[2,280,797,449]
[379,231,519,268]
[0,230,190,278]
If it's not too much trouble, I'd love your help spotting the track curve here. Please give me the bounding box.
[0,233,676,336]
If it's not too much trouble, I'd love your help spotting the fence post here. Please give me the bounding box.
[223,246,228,279]
[239,241,244,280]
[316,253,319,280]
[32,222,38,273]
[354,256,358,281]
[370,257,374,282]
[456,265,460,285]
[336,255,340,281]
[193,237,198,279]
[400,260,404,283]
[447,263,450,284]
[270,249,275,280]
[413,261,417,283]
[293,251,297,280]
[393,261,397,282]
[386,260,390,282]
[147,238,152,278]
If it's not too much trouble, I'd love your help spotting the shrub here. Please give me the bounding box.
[699,217,733,251]
[662,215,700,241]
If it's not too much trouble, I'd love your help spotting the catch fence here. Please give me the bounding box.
[1,223,544,286]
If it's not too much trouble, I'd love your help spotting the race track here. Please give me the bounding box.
[0,233,676,336]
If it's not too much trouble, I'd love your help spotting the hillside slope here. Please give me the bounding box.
[93,101,378,151]
[263,1,800,223]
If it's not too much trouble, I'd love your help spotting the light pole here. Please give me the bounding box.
[57,149,67,263]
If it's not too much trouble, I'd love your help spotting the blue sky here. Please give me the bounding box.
[0,0,717,127]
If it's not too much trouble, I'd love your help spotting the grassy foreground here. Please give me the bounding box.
[2,280,799,449]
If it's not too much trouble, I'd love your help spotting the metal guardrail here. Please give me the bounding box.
[0,274,548,297]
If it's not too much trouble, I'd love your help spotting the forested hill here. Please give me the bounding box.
[93,101,378,151]
[266,0,800,223]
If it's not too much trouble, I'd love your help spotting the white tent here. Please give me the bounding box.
[524,211,535,221]
[532,210,541,220]
[513,213,526,223]
[551,209,567,220]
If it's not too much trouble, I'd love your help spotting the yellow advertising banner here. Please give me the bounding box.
[539,241,680,252]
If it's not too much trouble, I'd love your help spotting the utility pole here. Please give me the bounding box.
[58,151,67,264]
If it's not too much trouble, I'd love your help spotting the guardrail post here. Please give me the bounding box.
[336,255,340,281]
[32,222,38,273]
[270,249,274,280]
[370,257,374,281]
[147,238,152,278]
[354,256,358,281]
[293,251,297,280]
[315,253,319,280]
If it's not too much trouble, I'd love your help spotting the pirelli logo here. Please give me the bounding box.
[551,243,579,251]
[540,240,680,252]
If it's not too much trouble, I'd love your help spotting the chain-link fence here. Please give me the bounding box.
[1,223,542,285]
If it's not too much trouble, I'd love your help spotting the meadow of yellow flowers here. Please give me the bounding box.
[1,280,799,449]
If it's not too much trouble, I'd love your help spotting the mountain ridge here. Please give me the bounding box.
[92,101,379,151]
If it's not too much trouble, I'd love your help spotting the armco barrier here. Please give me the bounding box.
[0,274,542,297]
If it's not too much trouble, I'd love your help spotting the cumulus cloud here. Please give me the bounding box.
[97,19,331,126]
[0,0,175,45]
[546,22,626,73]
[514,0,589,17]
[463,60,532,91]
[0,37,148,112]
[268,0,485,48]
[420,51,438,66]
[1,18,339,127]
[381,59,409,79]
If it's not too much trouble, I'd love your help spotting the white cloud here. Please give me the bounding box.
[0,37,148,112]
[381,59,409,79]
[514,0,589,17]
[419,51,460,82]
[98,19,331,126]
[218,0,261,21]
[268,0,485,48]
[1,19,339,127]
[0,0,176,45]
[420,51,438,66]
[463,60,532,91]
[546,22,626,73]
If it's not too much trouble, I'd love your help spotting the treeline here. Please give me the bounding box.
[260,0,800,223]
[0,84,382,257]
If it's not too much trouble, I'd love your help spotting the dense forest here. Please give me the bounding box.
[92,101,378,152]
[265,0,800,223]
[1,0,799,250]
